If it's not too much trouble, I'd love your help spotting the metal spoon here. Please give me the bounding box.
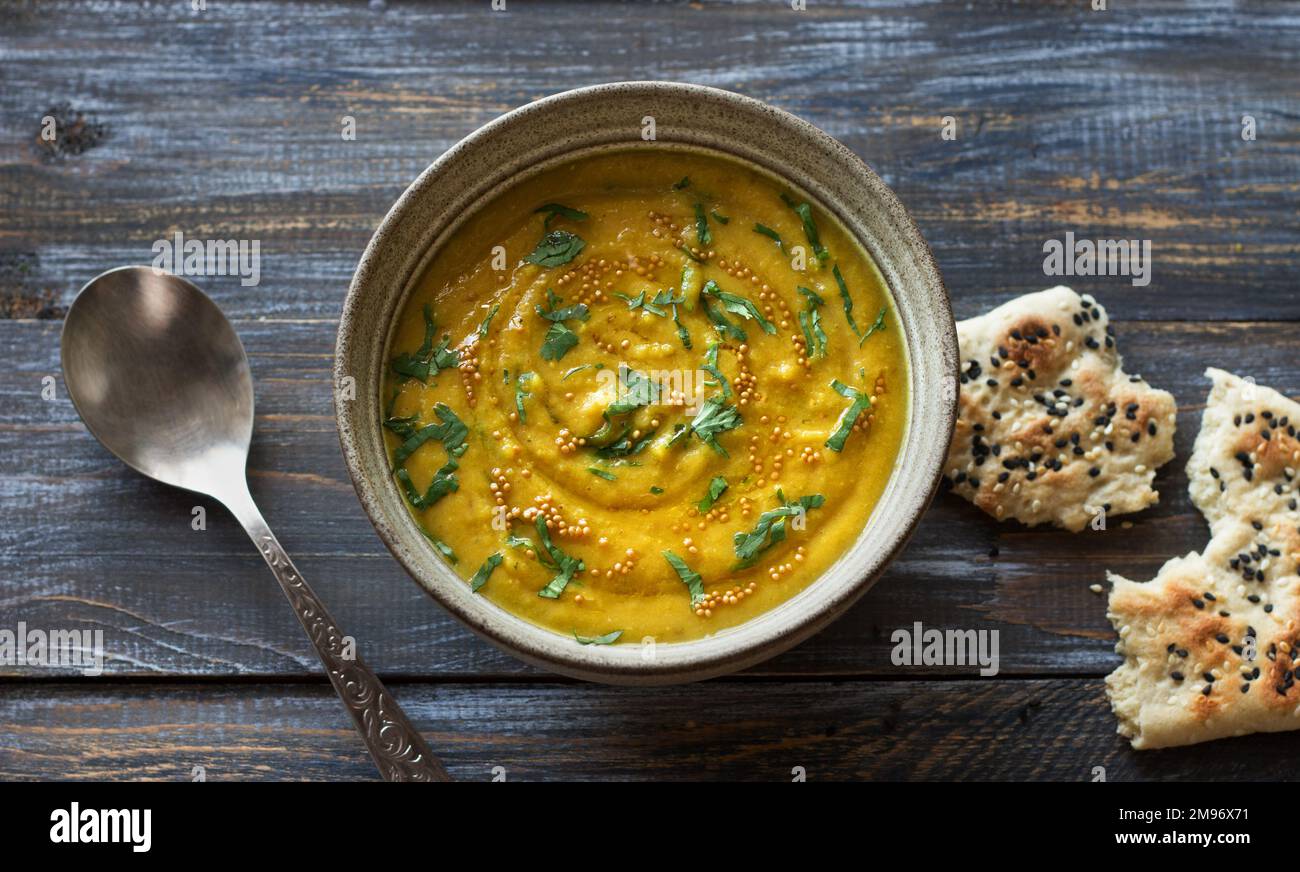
[60,266,448,782]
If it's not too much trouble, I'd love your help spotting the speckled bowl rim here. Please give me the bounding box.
[336,81,957,685]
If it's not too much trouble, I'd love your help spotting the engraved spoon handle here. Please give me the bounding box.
[224,486,449,782]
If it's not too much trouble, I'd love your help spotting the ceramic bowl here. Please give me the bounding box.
[335,82,957,684]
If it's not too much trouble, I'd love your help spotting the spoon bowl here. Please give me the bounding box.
[61,267,253,499]
[61,266,447,781]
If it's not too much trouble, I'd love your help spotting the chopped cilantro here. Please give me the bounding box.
[753,223,785,253]
[858,307,887,345]
[782,194,829,264]
[797,285,828,359]
[534,514,585,599]
[662,550,707,609]
[574,629,623,645]
[732,491,825,568]
[670,395,742,456]
[525,230,585,267]
[476,303,500,338]
[391,404,470,509]
[562,362,604,380]
[694,202,712,246]
[535,203,588,229]
[615,290,668,317]
[697,475,728,511]
[391,303,458,382]
[469,552,503,593]
[701,341,732,398]
[702,280,776,335]
[515,371,534,423]
[832,264,862,336]
[421,529,458,565]
[540,322,579,361]
[536,288,588,360]
[606,363,661,415]
[825,379,871,452]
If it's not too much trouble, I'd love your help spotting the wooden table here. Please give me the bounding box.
[2,0,1297,781]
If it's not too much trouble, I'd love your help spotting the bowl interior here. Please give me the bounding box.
[336,82,957,684]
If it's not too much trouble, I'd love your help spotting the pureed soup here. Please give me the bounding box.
[382,148,907,645]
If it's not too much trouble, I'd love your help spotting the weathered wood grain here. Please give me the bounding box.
[0,1,1297,321]
[2,0,1299,780]
[1,317,1295,678]
[0,677,1285,781]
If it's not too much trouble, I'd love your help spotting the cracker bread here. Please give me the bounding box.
[943,286,1177,531]
[1107,369,1300,749]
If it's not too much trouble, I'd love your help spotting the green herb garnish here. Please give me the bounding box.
[797,285,828,359]
[574,629,623,645]
[832,264,861,337]
[535,203,588,229]
[391,404,470,509]
[476,303,501,338]
[469,552,503,593]
[701,341,732,398]
[702,280,776,335]
[662,550,706,609]
[562,362,603,380]
[536,288,589,360]
[606,363,661,415]
[422,529,458,564]
[587,467,617,481]
[710,209,730,225]
[392,402,469,467]
[525,230,586,268]
[858,307,887,345]
[656,289,692,349]
[694,202,712,246]
[753,223,785,253]
[594,429,656,459]
[782,194,829,265]
[383,412,420,439]
[515,371,534,423]
[732,491,825,568]
[825,379,871,452]
[697,475,728,511]
[650,486,665,495]
[615,290,668,317]
[671,395,742,456]
[536,287,590,322]
[534,514,585,599]
[540,322,578,361]
[673,177,691,190]
[701,292,747,342]
[391,303,458,382]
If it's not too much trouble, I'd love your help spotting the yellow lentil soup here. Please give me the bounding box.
[382,149,907,645]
